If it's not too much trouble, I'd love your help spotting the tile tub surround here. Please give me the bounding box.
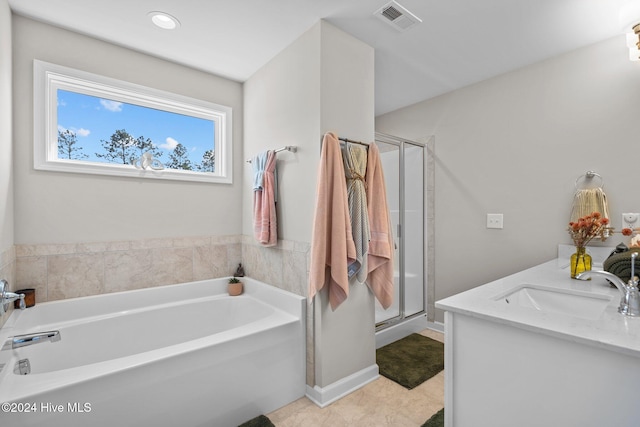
[0,245,16,328]
[15,235,242,303]
[240,235,310,297]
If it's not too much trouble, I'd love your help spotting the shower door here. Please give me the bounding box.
[374,133,426,329]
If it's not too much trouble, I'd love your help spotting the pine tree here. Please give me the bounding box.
[58,129,88,160]
[96,129,136,164]
[134,135,163,161]
[165,143,192,170]
[196,149,215,172]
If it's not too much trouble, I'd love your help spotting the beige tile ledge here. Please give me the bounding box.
[15,235,243,257]
[0,246,16,269]
[0,256,16,328]
[242,235,310,253]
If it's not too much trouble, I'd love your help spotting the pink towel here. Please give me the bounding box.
[308,132,357,310]
[365,142,394,309]
[253,150,277,246]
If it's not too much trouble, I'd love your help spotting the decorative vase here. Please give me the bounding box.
[571,246,592,279]
[228,282,243,296]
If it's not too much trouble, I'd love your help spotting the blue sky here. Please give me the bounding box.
[57,89,215,166]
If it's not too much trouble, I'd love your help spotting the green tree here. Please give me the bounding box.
[166,143,192,170]
[196,149,215,172]
[58,129,88,160]
[134,135,163,161]
[96,129,136,164]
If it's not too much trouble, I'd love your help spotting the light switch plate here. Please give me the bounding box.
[487,213,504,229]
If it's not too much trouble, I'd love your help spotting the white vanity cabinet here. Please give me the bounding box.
[436,259,640,427]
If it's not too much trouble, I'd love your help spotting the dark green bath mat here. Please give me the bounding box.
[421,408,444,427]
[238,414,275,427]
[376,333,444,389]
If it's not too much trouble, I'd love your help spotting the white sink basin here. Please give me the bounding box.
[494,284,612,320]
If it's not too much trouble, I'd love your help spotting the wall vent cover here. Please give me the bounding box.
[374,1,422,32]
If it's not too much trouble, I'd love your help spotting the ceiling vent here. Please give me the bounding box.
[374,1,422,32]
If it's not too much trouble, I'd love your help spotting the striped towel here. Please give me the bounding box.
[343,143,370,283]
[570,188,609,223]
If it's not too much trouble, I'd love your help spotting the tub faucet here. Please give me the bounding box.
[0,279,25,315]
[11,331,61,349]
[577,252,640,317]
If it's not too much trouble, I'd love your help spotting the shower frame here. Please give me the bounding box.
[373,132,434,334]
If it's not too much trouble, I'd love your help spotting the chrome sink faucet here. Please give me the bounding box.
[0,279,25,316]
[577,252,640,317]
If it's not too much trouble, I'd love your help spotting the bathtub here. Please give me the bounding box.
[0,277,306,427]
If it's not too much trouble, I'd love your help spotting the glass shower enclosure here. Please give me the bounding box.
[374,132,426,330]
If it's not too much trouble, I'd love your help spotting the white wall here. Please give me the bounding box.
[0,0,13,253]
[316,21,375,389]
[376,36,640,322]
[12,15,244,244]
[244,20,376,391]
[243,20,376,245]
[243,23,321,243]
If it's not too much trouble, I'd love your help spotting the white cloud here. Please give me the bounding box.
[100,99,123,112]
[160,137,179,150]
[57,125,91,137]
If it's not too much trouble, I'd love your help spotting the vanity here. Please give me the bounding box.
[436,251,640,427]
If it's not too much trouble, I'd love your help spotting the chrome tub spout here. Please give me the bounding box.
[11,331,61,349]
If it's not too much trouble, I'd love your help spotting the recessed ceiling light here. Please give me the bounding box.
[148,11,180,30]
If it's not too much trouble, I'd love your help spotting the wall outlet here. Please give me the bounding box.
[487,213,504,229]
[622,213,640,229]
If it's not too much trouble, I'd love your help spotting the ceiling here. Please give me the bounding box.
[8,0,632,115]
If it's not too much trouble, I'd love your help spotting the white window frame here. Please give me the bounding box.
[33,60,233,184]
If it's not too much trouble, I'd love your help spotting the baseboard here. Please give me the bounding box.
[375,314,428,348]
[305,364,379,408]
[428,321,445,333]
[375,316,444,348]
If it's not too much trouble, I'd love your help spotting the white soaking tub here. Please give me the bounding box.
[0,277,306,427]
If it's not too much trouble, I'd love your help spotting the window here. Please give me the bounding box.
[34,60,233,184]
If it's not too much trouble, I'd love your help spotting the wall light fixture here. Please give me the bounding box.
[620,2,640,61]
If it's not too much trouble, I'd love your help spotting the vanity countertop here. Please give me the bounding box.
[436,257,640,358]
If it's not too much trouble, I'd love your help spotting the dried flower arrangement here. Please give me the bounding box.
[568,212,611,248]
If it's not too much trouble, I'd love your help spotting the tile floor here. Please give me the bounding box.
[268,329,444,427]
